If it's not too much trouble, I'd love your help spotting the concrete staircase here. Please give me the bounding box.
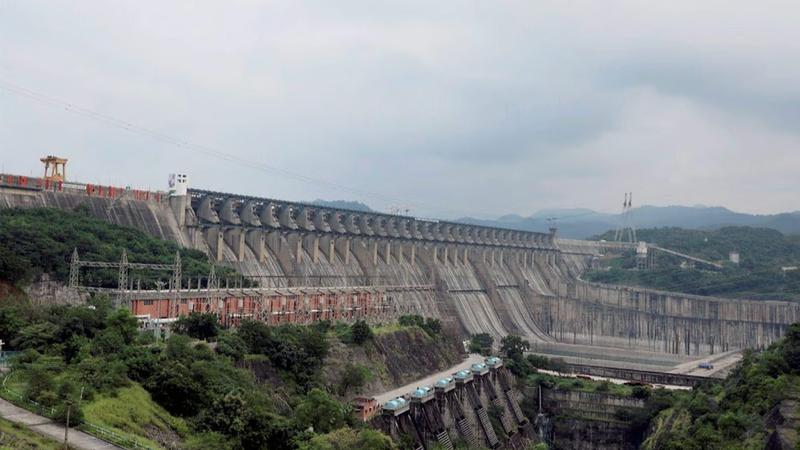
[436,430,454,450]
[456,417,478,448]
[493,397,517,435]
[475,406,500,448]
[506,390,527,424]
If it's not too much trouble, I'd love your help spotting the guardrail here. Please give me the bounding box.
[1,372,155,450]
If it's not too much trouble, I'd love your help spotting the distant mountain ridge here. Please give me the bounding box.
[310,199,373,212]
[307,200,800,238]
[457,205,800,239]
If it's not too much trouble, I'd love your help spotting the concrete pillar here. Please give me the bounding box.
[396,243,404,264]
[313,209,332,232]
[410,244,416,265]
[205,227,224,262]
[169,195,187,227]
[260,203,280,229]
[320,235,335,263]
[335,237,351,264]
[359,215,375,236]
[371,240,379,266]
[343,214,360,234]
[246,230,266,263]
[197,196,219,223]
[219,198,241,225]
[328,212,346,233]
[239,200,261,227]
[442,246,449,265]
[462,247,469,265]
[433,246,439,264]
[303,234,320,263]
[224,228,245,262]
[286,233,303,262]
[295,207,315,231]
[278,205,298,229]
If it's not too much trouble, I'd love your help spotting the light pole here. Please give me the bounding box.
[63,399,73,449]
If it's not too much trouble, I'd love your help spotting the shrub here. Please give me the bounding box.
[216,333,248,361]
[339,364,372,395]
[174,312,220,341]
[351,320,373,345]
[294,388,350,434]
[469,333,494,355]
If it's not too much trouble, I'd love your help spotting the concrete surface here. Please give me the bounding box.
[372,353,485,405]
[0,397,121,450]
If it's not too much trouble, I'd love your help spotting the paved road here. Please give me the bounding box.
[372,354,485,405]
[0,397,121,450]
[669,350,743,378]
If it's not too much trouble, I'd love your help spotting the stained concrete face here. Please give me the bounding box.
[3,187,798,359]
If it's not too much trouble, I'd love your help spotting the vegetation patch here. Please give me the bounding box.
[82,384,190,449]
[587,226,800,299]
[0,207,241,288]
[642,323,800,449]
[0,417,63,450]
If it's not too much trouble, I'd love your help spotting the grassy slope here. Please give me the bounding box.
[3,373,191,450]
[0,417,64,450]
[82,384,191,450]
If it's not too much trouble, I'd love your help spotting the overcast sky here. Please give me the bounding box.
[1,1,799,219]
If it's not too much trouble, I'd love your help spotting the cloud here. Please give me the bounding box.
[1,0,798,220]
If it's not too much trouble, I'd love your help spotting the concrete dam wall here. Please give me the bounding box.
[2,184,799,357]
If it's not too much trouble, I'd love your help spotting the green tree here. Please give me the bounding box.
[216,333,248,361]
[174,312,220,340]
[782,323,800,371]
[500,335,530,361]
[237,319,273,354]
[294,388,350,434]
[299,427,397,450]
[12,322,58,350]
[351,320,373,345]
[339,364,372,395]
[423,318,441,336]
[469,333,494,355]
[105,308,139,344]
[146,360,205,416]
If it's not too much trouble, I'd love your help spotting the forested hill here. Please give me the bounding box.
[595,226,800,268]
[0,207,241,290]
[459,206,800,239]
[643,324,800,449]
[586,227,800,300]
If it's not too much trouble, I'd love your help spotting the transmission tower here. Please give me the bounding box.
[69,248,80,289]
[171,251,181,317]
[118,249,129,292]
[614,192,638,243]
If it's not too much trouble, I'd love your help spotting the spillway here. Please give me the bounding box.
[2,179,798,359]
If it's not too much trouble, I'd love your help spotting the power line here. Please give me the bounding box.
[0,79,490,218]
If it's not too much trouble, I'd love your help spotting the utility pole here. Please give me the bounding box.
[63,399,73,449]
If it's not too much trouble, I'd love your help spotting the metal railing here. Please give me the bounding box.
[1,372,155,450]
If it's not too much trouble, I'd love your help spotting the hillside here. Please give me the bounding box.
[585,227,800,300]
[0,292,418,449]
[0,207,241,289]
[311,199,373,212]
[458,206,800,239]
[642,324,800,449]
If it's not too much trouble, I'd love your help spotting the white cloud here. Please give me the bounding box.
[1,0,798,219]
